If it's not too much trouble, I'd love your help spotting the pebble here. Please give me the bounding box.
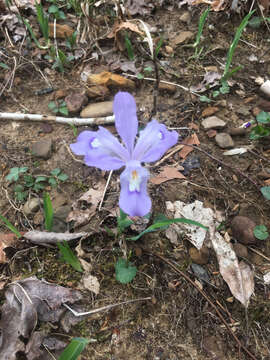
[80,101,113,118]
[23,198,40,216]
[201,116,226,130]
[215,133,234,148]
[231,216,257,245]
[233,243,248,258]
[52,205,71,233]
[65,92,88,114]
[228,128,247,136]
[32,139,52,159]
[189,246,209,265]
[179,11,191,23]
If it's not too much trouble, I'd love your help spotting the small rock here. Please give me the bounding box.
[231,216,257,245]
[86,85,110,99]
[233,243,248,258]
[260,80,270,99]
[179,11,191,23]
[201,116,226,130]
[52,205,71,233]
[32,139,52,159]
[215,133,234,148]
[87,71,135,89]
[65,92,88,114]
[23,198,40,216]
[189,246,209,265]
[228,128,246,136]
[201,106,219,117]
[207,129,217,138]
[80,101,113,118]
[54,89,68,100]
[171,31,194,46]
[165,45,174,54]
[33,211,43,225]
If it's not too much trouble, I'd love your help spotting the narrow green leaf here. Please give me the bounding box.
[124,33,134,61]
[155,37,164,57]
[129,217,208,241]
[193,7,210,48]
[0,62,9,70]
[261,186,270,200]
[253,225,269,240]
[58,337,89,360]
[115,258,137,284]
[43,192,53,231]
[35,176,47,183]
[57,241,83,272]
[0,214,22,238]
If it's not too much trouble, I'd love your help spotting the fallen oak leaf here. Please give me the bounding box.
[150,167,185,185]
[179,133,200,159]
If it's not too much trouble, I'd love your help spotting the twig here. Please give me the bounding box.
[122,73,200,96]
[248,247,270,262]
[146,251,257,360]
[98,170,113,211]
[0,113,115,126]
[149,144,184,168]
[63,297,151,317]
[24,231,89,244]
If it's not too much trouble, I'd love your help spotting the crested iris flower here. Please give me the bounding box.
[70,92,178,217]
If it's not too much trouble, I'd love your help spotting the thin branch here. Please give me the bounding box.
[0,113,115,126]
[64,297,151,317]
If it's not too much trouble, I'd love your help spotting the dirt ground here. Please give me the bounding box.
[1,2,270,359]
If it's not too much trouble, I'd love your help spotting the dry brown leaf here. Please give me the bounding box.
[171,31,194,46]
[193,0,227,11]
[81,274,100,295]
[179,134,200,159]
[67,182,106,227]
[150,167,185,185]
[211,233,254,308]
[48,23,74,39]
[0,233,20,263]
[202,106,219,117]
[107,20,144,51]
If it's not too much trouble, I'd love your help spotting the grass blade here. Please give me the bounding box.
[43,192,53,231]
[0,214,22,238]
[57,240,83,272]
[58,337,89,360]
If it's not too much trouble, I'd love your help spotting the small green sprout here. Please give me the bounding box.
[48,100,69,116]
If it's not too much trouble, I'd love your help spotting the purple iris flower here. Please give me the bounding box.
[70,92,178,217]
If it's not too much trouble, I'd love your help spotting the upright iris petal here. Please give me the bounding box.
[132,120,178,163]
[119,161,151,217]
[113,92,138,156]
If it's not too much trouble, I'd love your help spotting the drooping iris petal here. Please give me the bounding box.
[70,128,129,171]
[132,119,178,163]
[113,92,138,156]
[119,161,151,217]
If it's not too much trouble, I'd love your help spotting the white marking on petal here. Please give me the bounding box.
[129,170,141,192]
[158,131,164,140]
[91,138,101,148]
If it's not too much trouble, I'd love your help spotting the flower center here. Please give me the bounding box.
[90,138,101,148]
[129,170,141,192]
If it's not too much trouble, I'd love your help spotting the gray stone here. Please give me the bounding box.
[215,133,234,149]
[201,116,226,130]
[32,139,52,159]
[65,92,88,114]
[23,198,40,216]
[52,205,71,233]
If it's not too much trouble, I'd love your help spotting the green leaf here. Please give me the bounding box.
[15,191,28,202]
[129,217,208,241]
[115,258,137,284]
[137,73,144,80]
[0,62,9,70]
[57,241,83,272]
[58,337,89,360]
[43,192,53,231]
[219,80,230,94]
[212,90,220,98]
[24,174,34,187]
[57,173,69,181]
[261,186,270,200]
[250,125,270,140]
[199,95,211,103]
[256,111,270,124]
[48,4,58,13]
[48,177,57,186]
[35,176,47,183]
[14,184,24,192]
[0,213,22,238]
[193,7,210,48]
[50,168,61,176]
[117,209,133,234]
[248,16,262,28]
[5,167,28,182]
[33,183,45,191]
[59,106,69,116]
[155,37,163,57]
[124,33,134,61]
[48,101,57,110]
[144,66,153,72]
[253,225,269,240]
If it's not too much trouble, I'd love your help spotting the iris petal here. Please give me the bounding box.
[119,162,151,217]
[70,128,129,171]
[113,92,138,156]
[132,120,178,163]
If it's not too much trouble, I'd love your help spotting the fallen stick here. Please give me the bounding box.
[24,231,89,244]
[0,112,115,126]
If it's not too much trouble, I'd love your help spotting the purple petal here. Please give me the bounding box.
[119,161,151,217]
[132,120,178,163]
[70,128,129,171]
[113,92,138,155]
